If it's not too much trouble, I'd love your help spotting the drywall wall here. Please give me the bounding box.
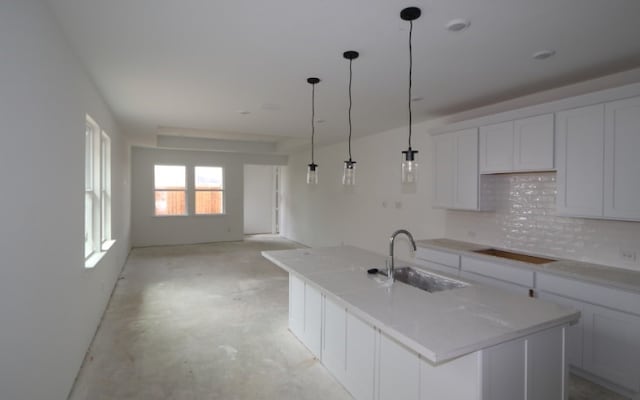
[280,120,448,261]
[131,147,286,246]
[445,173,640,272]
[244,165,275,234]
[0,1,131,399]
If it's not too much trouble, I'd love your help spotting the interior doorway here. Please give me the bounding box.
[243,165,280,235]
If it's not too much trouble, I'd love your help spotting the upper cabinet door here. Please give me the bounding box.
[455,129,479,210]
[433,133,455,208]
[480,121,514,173]
[514,114,555,171]
[555,104,605,218]
[604,96,640,220]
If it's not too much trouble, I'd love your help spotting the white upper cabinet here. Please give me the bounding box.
[480,114,554,174]
[555,104,605,218]
[433,128,480,210]
[514,114,555,171]
[556,96,640,221]
[604,96,640,220]
[480,121,514,173]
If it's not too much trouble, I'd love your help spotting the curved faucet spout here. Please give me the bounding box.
[388,229,417,282]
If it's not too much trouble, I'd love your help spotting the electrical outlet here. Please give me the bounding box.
[620,249,637,263]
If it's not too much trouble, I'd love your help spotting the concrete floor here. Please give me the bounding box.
[69,236,628,400]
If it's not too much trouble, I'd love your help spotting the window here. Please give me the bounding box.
[85,115,112,266]
[195,166,224,214]
[154,165,187,215]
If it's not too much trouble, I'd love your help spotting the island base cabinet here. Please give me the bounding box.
[288,274,322,358]
[379,333,420,400]
[421,352,480,400]
[345,312,376,400]
[322,295,347,384]
[481,326,566,400]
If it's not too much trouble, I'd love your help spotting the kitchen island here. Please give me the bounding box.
[263,246,580,400]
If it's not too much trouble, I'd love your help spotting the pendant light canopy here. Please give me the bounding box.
[400,7,421,184]
[306,77,320,185]
[342,50,359,186]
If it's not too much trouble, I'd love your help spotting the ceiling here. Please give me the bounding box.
[46,0,640,144]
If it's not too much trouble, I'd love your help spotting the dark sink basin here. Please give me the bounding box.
[473,248,556,264]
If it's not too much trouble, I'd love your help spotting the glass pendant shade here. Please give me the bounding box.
[401,149,418,184]
[307,164,318,185]
[342,161,356,186]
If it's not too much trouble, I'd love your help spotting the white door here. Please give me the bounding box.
[345,312,376,400]
[289,274,305,339]
[322,295,347,384]
[243,165,275,234]
[378,333,420,400]
[303,283,322,358]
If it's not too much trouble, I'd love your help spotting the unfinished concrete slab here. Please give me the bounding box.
[69,236,626,400]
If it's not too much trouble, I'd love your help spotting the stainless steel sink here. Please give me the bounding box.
[390,267,468,293]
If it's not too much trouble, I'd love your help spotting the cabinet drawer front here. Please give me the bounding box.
[415,248,460,268]
[460,271,531,296]
[461,256,534,287]
[537,272,640,316]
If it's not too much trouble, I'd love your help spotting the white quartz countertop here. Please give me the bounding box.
[416,238,640,294]
[262,246,579,364]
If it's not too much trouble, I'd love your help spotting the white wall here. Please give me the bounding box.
[131,147,286,246]
[280,121,447,261]
[244,165,275,234]
[0,1,131,399]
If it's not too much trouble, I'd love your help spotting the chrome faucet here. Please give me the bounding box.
[388,229,417,282]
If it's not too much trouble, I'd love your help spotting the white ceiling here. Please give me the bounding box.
[46,0,640,144]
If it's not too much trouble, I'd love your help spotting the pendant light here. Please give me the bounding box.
[342,50,359,186]
[400,7,421,184]
[306,77,320,185]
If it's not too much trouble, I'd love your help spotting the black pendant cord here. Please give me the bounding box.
[311,82,316,165]
[408,19,413,150]
[348,58,353,162]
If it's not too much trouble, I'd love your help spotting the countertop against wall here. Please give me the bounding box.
[417,238,640,294]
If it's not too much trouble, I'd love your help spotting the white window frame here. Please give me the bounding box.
[85,115,114,268]
[194,166,225,215]
[154,165,188,216]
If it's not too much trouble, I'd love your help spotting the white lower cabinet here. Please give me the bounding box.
[582,303,640,392]
[322,295,347,383]
[345,311,376,400]
[288,274,322,358]
[378,333,420,400]
[460,256,534,296]
[537,272,640,396]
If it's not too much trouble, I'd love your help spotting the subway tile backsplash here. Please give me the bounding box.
[445,172,640,272]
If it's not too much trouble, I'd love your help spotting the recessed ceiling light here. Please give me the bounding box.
[532,50,556,60]
[446,19,471,32]
[238,110,251,115]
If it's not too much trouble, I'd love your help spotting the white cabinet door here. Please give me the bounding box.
[583,303,640,392]
[455,129,479,210]
[514,114,555,171]
[289,274,305,339]
[345,312,376,400]
[303,283,322,358]
[536,291,584,368]
[555,104,605,217]
[378,333,420,400]
[433,129,479,210]
[322,295,347,384]
[480,121,514,173]
[604,96,640,220]
[433,133,455,208]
